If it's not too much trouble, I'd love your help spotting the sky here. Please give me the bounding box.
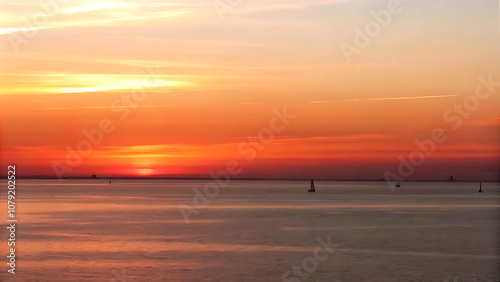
[0,0,498,180]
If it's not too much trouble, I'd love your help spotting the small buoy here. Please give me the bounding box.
[479,182,483,193]
[109,180,112,184]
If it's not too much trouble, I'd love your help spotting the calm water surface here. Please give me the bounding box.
[0,180,499,281]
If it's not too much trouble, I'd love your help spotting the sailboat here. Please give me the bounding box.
[308,179,315,192]
[478,182,483,193]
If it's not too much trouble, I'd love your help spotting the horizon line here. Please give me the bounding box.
[1,175,499,182]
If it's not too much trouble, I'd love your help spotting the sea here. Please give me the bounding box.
[0,180,499,281]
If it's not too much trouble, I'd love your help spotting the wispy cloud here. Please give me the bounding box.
[235,0,348,15]
[0,0,194,36]
[62,2,130,14]
[0,73,197,95]
[41,104,177,110]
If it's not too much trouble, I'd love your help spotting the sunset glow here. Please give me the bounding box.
[0,0,498,180]
[137,169,155,176]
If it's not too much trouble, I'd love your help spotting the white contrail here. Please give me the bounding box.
[310,94,459,104]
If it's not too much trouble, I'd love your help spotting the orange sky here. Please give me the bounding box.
[0,0,498,180]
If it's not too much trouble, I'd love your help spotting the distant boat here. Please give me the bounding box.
[479,182,482,193]
[308,179,315,192]
[396,182,401,188]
